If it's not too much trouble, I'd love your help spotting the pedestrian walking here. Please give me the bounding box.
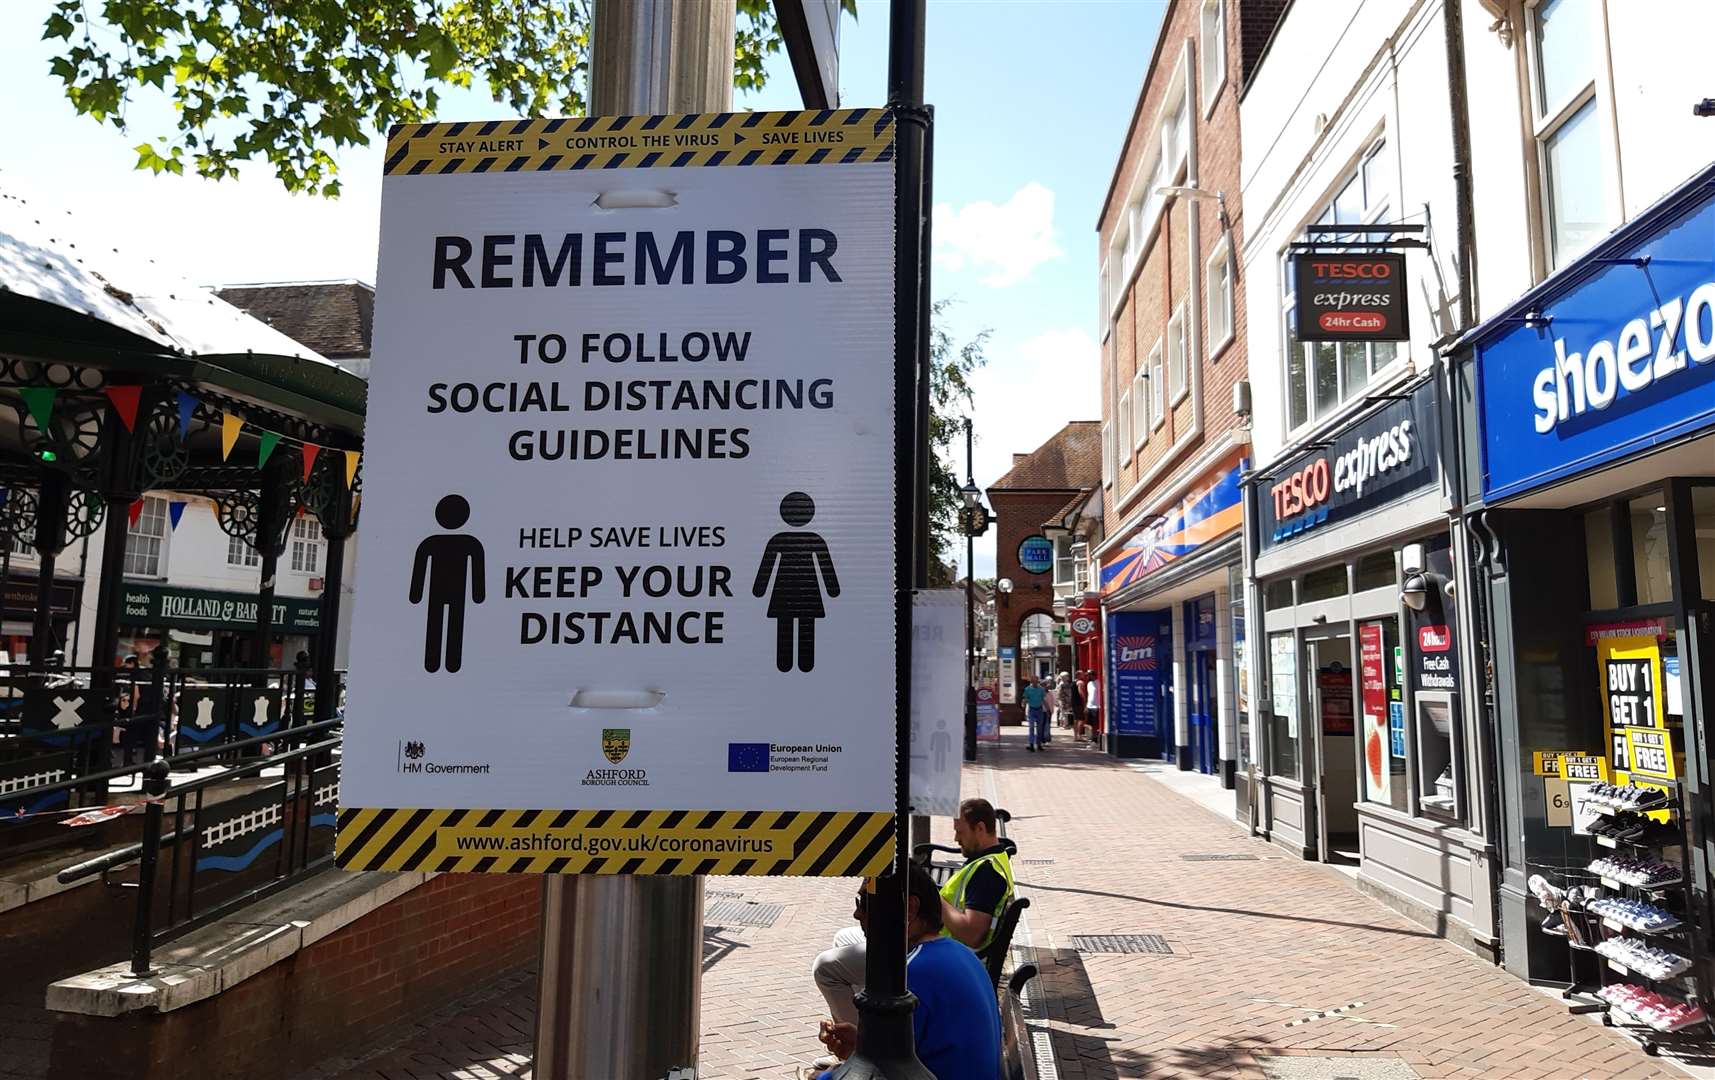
[1022,676,1049,751]
[1084,669,1103,744]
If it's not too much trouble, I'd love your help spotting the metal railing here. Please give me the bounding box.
[55,718,342,976]
[0,662,343,830]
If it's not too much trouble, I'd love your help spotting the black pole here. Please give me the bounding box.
[0,492,12,662]
[837,1,931,1078]
[29,474,67,671]
[252,465,284,669]
[963,417,977,763]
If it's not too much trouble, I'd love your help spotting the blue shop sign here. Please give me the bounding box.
[1107,611,1168,738]
[1470,164,1715,501]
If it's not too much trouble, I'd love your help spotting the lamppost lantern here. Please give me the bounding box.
[960,479,980,509]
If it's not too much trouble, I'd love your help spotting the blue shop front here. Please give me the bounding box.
[1454,163,1715,1000]
[1098,452,1246,776]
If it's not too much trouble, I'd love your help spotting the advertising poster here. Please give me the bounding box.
[338,109,898,877]
[1359,624,1389,803]
[908,591,965,817]
[1270,634,1299,738]
[1108,612,1167,737]
[1317,664,1354,736]
[999,646,1018,705]
[1599,634,1663,775]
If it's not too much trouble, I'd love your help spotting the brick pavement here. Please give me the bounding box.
[320,731,1688,1080]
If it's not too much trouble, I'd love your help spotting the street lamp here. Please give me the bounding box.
[1156,184,1233,247]
[960,418,986,763]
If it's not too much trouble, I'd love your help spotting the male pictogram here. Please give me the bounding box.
[410,494,486,673]
[752,491,839,673]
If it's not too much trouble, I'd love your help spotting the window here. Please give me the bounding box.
[1528,0,1610,270]
[1200,0,1226,114]
[1167,303,1188,405]
[1354,550,1397,592]
[289,515,324,575]
[1359,618,1408,812]
[4,532,35,559]
[1149,339,1165,428]
[1098,260,1111,341]
[1694,486,1715,603]
[1072,542,1091,592]
[227,533,261,568]
[1116,391,1132,469]
[1101,421,1114,488]
[1053,535,1077,586]
[1205,238,1234,357]
[1268,631,1299,779]
[1131,369,1149,448]
[124,496,170,578]
[1281,142,1400,433]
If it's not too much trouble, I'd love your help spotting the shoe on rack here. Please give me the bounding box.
[1630,786,1671,812]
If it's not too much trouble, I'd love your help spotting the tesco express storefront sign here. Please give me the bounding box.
[1474,169,1715,501]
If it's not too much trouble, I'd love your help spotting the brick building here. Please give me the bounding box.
[1093,0,1276,777]
[986,422,1100,726]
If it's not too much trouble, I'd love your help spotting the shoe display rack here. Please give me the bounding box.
[1537,780,1710,1055]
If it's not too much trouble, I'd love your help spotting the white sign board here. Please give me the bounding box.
[337,109,898,878]
[909,590,965,818]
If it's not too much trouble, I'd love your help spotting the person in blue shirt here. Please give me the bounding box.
[807,862,1002,1080]
[1021,676,1049,751]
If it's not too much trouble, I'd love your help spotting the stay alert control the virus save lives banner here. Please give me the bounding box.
[337,109,898,877]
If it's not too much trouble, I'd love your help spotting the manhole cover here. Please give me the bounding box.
[704,899,785,928]
[1069,934,1172,954]
[1257,1057,1420,1079]
[1181,853,1259,861]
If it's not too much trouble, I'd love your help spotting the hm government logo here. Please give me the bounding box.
[602,728,631,764]
[404,740,426,760]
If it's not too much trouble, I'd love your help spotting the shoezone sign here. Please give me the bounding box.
[338,109,899,876]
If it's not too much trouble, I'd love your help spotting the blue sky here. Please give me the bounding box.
[0,1,1165,575]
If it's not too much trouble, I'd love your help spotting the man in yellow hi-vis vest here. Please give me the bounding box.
[940,797,1015,950]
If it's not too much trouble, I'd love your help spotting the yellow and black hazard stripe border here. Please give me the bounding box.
[335,806,894,877]
[383,108,895,177]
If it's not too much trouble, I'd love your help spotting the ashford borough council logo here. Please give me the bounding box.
[602,728,631,764]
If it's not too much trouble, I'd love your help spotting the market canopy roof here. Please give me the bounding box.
[0,183,365,433]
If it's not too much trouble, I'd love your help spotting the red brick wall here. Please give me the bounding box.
[988,489,1079,724]
[48,873,540,1080]
[1098,0,1250,537]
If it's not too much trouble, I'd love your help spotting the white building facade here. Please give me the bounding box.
[1238,0,1498,956]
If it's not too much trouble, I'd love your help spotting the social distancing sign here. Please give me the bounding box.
[338,108,897,877]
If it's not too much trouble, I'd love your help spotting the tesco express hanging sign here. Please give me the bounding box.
[1474,172,1715,501]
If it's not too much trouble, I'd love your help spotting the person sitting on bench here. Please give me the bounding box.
[811,798,1014,1043]
[940,797,1016,950]
[805,862,1003,1080]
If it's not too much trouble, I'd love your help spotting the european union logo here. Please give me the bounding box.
[727,742,771,773]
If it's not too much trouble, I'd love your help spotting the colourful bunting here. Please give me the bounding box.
[220,413,244,461]
[258,431,282,468]
[19,388,56,434]
[127,499,144,528]
[103,386,142,432]
[301,443,321,483]
[343,450,361,488]
[168,501,186,531]
[176,391,198,437]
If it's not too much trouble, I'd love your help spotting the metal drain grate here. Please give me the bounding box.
[705,888,745,899]
[1257,1057,1420,1079]
[704,899,786,928]
[1018,858,1056,865]
[1069,933,1172,954]
[1180,852,1259,861]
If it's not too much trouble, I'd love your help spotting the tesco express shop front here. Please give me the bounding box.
[1456,166,1715,985]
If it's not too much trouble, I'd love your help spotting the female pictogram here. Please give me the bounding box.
[752,491,840,673]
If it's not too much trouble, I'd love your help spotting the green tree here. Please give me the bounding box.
[926,300,990,584]
[41,0,849,196]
